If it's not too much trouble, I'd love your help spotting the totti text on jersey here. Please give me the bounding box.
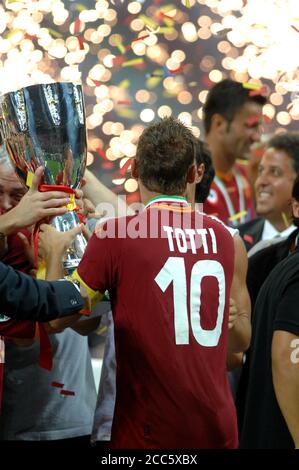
[163,225,218,254]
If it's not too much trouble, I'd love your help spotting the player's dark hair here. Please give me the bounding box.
[136,117,195,195]
[194,139,215,203]
[267,132,299,174]
[203,79,267,133]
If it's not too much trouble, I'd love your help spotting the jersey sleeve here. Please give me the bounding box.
[197,211,238,238]
[73,220,119,304]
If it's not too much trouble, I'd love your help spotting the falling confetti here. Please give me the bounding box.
[0,0,298,201]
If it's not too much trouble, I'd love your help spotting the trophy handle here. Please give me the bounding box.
[51,211,87,275]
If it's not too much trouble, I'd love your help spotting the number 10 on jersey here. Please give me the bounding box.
[155,257,226,347]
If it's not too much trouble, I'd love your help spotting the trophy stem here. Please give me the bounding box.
[51,211,87,275]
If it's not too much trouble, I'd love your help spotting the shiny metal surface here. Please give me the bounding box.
[0,82,87,274]
[0,82,86,187]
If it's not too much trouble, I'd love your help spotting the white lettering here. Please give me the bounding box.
[163,226,174,251]
[175,228,188,253]
[196,228,208,254]
[185,228,197,254]
[209,228,217,254]
[163,226,218,254]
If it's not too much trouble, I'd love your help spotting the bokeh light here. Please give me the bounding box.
[0,0,298,201]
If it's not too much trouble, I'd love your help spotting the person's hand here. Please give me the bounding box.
[228,298,238,330]
[78,197,103,220]
[17,231,36,269]
[74,188,84,212]
[38,223,84,262]
[72,315,102,336]
[83,198,96,217]
[78,282,92,316]
[8,167,71,229]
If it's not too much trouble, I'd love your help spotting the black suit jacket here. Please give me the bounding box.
[0,261,84,322]
[237,217,265,251]
[247,228,299,309]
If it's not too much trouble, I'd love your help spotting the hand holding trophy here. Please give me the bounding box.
[0,82,87,274]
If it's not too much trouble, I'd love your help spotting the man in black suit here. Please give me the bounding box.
[0,165,85,322]
[238,132,299,251]
[0,259,84,323]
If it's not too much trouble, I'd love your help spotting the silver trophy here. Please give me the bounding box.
[0,82,87,274]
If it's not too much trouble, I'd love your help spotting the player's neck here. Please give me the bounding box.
[139,183,187,206]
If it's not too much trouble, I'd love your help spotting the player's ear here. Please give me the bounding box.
[186,163,196,184]
[195,163,204,184]
[211,113,227,134]
[131,158,139,179]
[291,197,299,219]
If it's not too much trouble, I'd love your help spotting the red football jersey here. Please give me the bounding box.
[77,196,237,449]
[203,164,255,227]
[1,228,32,273]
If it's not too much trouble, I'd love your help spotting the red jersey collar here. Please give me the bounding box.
[145,195,190,210]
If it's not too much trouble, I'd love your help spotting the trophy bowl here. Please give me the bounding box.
[0,82,88,274]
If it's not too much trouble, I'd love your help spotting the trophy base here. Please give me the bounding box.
[63,258,82,275]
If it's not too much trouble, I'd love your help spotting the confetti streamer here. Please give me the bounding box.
[125,34,150,52]
[249,85,268,96]
[112,56,126,67]
[139,15,159,30]
[77,36,84,50]
[117,108,137,119]
[242,82,263,90]
[47,28,63,38]
[95,147,108,160]
[102,162,114,170]
[228,210,247,222]
[60,389,75,396]
[74,3,87,12]
[157,27,174,34]
[115,40,126,54]
[118,80,130,89]
[51,381,64,388]
[74,18,82,35]
[122,58,144,67]
[158,12,175,26]
[120,158,132,176]
[243,234,254,245]
[91,79,102,87]
[281,212,290,228]
[146,25,161,35]
[117,100,132,105]
[130,34,150,45]
[263,115,272,123]
[171,64,186,74]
